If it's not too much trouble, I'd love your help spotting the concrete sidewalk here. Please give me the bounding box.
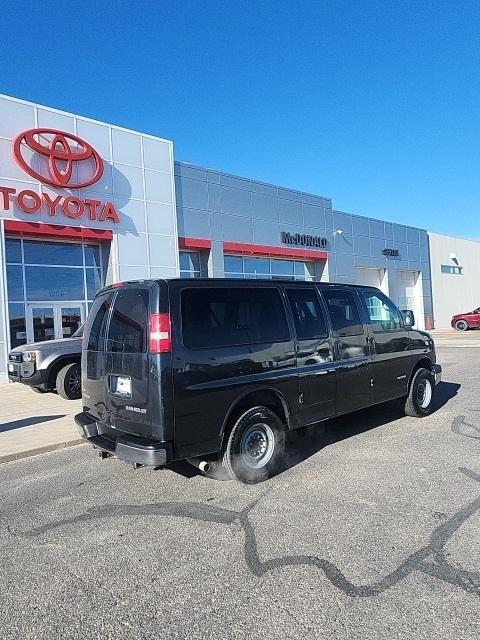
[0,383,84,463]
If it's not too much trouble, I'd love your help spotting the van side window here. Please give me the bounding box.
[323,289,364,337]
[106,289,149,353]
[286,289,328,340]
[85,293,111,351]
[181,287,290,349]
[361,290,403,332]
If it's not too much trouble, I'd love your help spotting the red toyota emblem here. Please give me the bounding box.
[12,128,104,189]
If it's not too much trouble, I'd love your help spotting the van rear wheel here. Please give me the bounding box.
[222,407,285,484]
[56,363,82,400]
[404,368,435,417]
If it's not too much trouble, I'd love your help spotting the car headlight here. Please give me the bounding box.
[23,351,36,363]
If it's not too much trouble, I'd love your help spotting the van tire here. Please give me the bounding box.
[56,363,82,400]
[222,406,285,484]
[404,368,435,417]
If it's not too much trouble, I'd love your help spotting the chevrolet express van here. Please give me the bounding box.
[75,279,441,484]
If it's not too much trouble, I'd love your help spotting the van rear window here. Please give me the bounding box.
[85,293,111,351]
[181,287,290,349]
[106,289,149,353]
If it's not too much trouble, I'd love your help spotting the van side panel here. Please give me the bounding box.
[169,281,297,459]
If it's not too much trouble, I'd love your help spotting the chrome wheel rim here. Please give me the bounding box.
[240,423,275,469]
[417,379,432,409]
[69,369,81,395]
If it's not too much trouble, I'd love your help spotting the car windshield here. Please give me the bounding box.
[71,323,84,338]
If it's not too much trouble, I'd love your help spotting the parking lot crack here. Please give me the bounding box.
[16,473,480,599]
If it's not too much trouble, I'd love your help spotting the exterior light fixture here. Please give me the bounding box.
[449,253,459,265]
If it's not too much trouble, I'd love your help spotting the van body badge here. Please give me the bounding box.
[125,406,147,414]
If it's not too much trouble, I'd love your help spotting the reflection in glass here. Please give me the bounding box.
[24,241,83,266]
[224,256,243,273]
[84,245,101,268]
[9,303,26,348]
[5,239,22,263]
[32,307,55,342]
[271,259,294,278]
[86,268,102,300]
[361,291,403,331]
[25,266,84,301]
[224,256,316,281]
[6,265,24,301]
[179,251,200,277]
[61,307,82,337]
[294,261,315,281]
[244,258,269,278]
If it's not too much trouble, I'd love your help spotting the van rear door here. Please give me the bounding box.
[82,282,170,441]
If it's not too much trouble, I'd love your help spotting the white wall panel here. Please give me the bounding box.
[0,93,179,378]
[429,232,480,327]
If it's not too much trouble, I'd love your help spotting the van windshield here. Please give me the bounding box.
[106,288,149,353]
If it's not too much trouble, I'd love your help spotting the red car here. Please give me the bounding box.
[451,307,480,331]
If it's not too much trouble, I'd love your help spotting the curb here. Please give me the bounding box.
[0,439,85,464]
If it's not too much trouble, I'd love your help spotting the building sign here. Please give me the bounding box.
[281,231,328,249]
[13,129,104,188]
[0,128,119,223]
[382,248,400,257]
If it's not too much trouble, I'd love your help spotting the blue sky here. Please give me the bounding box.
[1,1,479,237]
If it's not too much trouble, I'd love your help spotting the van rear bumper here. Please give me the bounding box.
[74,412,171,467]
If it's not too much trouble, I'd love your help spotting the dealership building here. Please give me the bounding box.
[0,93,472,381]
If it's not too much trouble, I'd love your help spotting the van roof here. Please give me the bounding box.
[98,278,380,294]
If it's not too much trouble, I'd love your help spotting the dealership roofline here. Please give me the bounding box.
[0,93,173,146]
[427,230,480,244]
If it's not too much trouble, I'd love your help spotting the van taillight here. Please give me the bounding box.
[149,313,171,353]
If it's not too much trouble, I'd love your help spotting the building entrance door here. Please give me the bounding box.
[26,303,85,343]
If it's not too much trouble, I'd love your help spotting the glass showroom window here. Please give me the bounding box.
[224,255,315,281]
[179,251,201,278]
[5,238,104,347]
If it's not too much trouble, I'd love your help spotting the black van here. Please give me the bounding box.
[75,279,441,484]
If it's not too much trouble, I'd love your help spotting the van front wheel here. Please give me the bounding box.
[404,368,435,417]
[222,407,285,484]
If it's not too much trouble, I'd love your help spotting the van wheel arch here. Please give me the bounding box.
[408,357,433,391]
[220,388,290,448]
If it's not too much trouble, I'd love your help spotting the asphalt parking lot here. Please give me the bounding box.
[0,331,479,639]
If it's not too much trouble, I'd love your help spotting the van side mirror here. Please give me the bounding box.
[402,309,415,328]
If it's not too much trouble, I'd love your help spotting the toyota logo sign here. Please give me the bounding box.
[12,128,104,189]
[1,127,119,223]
